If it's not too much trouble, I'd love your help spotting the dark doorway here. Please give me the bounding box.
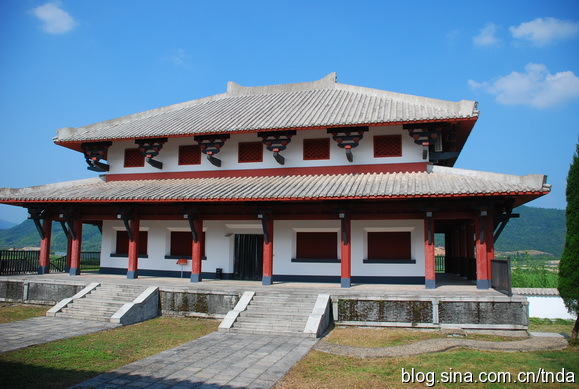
[234,234,263,280]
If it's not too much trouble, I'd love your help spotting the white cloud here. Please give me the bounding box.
[32,1,77,34]
[473,23,501,47]
[510,17,579,46]
[468,63,579,108]
[168,48,192,69]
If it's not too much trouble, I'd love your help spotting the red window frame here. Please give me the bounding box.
[367,231,411,260]
[124,148,145,167]
[296,232,337,260]
[238,142,263,163]
[303,138,330,160]
[115,230,148,256]
[178,145,201,165]
[373,135,402,158]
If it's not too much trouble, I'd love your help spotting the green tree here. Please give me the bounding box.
[559,142,579,344]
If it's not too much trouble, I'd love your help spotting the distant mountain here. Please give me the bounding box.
[0,219,16,230]
[0,206,566,257]
[0,219,101,252]
[495,206,565,257]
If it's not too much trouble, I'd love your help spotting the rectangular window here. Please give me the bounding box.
[115,230,148,256]
[238,142,263,163]
[296,232,337,260]
[169,231,206,258]
[178,145,201,165]
[367,231,411,260]
[374,135,402,157]
[124,148,145,167]
[303,138,330,160]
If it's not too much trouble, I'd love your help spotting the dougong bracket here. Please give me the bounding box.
[82,141,112,172]
[327,126,369,163]
[136,138,167,170]
[258,130,297,165]
[194,134,231,167]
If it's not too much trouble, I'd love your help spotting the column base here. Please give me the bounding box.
[69,268,80,276]
[190,273,201,283]
[127,270,138,279]
[341,278,351,288]
[477,279,491,289]
[425,279,436,289]
[38,266,49,275]
[262,276,272,286]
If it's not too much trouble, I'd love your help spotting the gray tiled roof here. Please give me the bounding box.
[55,73,479,143]
[512,288,559,296]
[0,166,549,203]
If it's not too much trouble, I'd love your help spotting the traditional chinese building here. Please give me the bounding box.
[0,73,550,288]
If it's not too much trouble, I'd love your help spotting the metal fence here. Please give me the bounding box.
[0,250,101,275]
[0,250,40,275]
[491,258,512,296]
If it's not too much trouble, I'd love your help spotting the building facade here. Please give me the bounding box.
[0,74,550,288]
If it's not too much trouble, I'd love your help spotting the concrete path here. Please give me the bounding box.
[72,332,317,389]
[314,333,569,358]
[0,317,120,353]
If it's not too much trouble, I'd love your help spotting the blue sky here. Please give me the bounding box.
[0,0,578,224]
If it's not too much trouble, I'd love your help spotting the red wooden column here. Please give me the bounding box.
[485,210,495,283]
[190,218,203,283]
[38,218,52,274]
[424,212,436,289]
[127,217,140,279]
[475,211,490,289]
[69,219,83,276]
[65,232,73,272]
[261,216,274,286]
[340,215,351,288]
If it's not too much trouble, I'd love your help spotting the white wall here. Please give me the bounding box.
[527,296,574,319]
[100,218,426,278]
[105,125,423,175]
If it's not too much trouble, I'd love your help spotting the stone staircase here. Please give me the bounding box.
[220,292,331,337]
[48,283,159,325]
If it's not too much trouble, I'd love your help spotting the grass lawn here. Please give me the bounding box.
[0,303,48,324]
[277,320,578,389]
[0,315,219,389]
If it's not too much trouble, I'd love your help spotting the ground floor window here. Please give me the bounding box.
[295,232,338,261]
[366,231,412,262]
[169,231,205,258]
[115,230,148,256]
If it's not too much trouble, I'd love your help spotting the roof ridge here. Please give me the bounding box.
[226,73,337,96]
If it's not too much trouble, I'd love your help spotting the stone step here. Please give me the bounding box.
[64,304,121,312]
[246,302,312,309]
[60,307,117,317]
[72,298,131,306]
[85,293,138,301]
[226,327,314,338]
[238,311,310,319]
[54,312,113,322]
[235,317,307,327]
[251,296,318,303]
[232,322,306,332]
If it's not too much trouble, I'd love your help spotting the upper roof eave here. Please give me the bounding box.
[53,73,479,145]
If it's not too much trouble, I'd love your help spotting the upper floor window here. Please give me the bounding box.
[178,145,201,165]
[238,142,263,163]
[374,135,402,158]
[124,148,144,168]
[303,138,330,160]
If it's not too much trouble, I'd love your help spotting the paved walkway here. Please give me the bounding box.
[0,317,120,354]
[314,333,568,358]
[72,332,317,389]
